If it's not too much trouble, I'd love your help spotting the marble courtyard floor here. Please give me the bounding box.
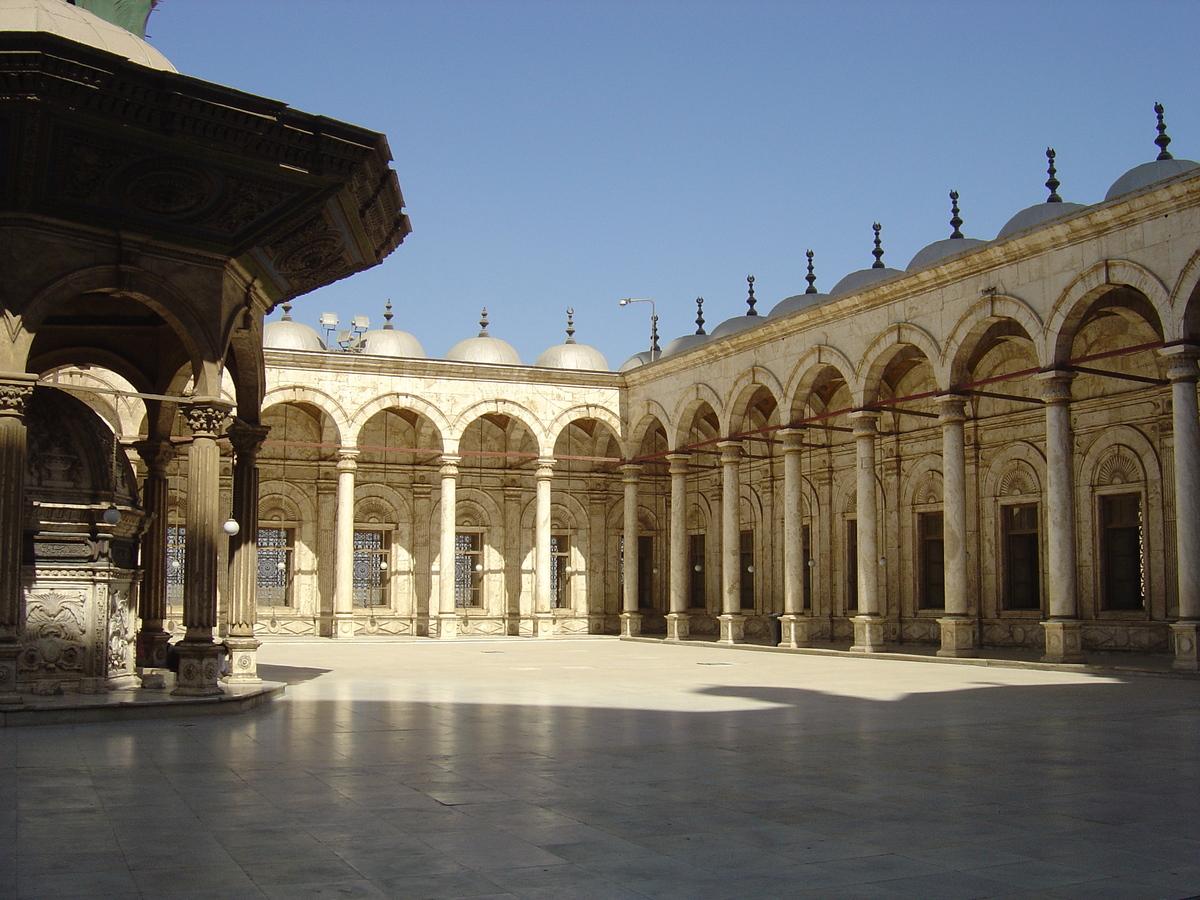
[2,638,1200,900]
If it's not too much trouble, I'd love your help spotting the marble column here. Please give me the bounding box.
[0,377,35,703]
[174,400,231,696]
[134,438,175,669]
[665,452,691,641]
[849,411,884,653]
[437,455,461,639]
[620,463,642,637]
[225,421,270,683]
[718,440,745,644]
[1037,370,1084,662]
[936,395,977,657]
[332,449,359,639]
[1163,347,1200,670]
[779,428,809,647]
[533,458,556,637]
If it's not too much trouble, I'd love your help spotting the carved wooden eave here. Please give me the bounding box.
[0,32,411,304]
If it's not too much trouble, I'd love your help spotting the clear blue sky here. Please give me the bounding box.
[150,0,1200,369]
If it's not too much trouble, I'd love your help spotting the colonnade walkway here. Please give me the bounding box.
[2,638,1200,899]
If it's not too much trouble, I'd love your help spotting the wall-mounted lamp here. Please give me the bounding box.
[102,505,121,526]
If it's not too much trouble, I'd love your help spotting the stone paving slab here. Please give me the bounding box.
[2,637,1200,900]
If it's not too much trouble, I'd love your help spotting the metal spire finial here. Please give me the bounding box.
[281,301,293,321]
[746,275,758,315]
[650,314,660,354]
[1154,102,1173,161]
[383,299,394,330]
[949,191,964,239]
[871,223,885,268]
[478,308,490,336]
[695,297,706,335]
[1045,148,1062,202]
[805,250,818,294]
[565,308,576,343]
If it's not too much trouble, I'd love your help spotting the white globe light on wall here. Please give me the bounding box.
[102,505,121,526]
[222,518,240,536]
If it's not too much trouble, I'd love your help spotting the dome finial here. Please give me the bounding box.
[746,275,758,315]
[871,223,885,268]
[695,297,706,334]
[478,308,490,336]
[949,191,964,239]
[805,250,818,294]
[565,308,576,343]
[281,301,294,321]
[1045,148,1062,202]
[383,299,395,330]
[651,314,660,353]
[1154,102,1173,161]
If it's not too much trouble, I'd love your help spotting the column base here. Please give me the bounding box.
[332,614,357,639]
[223,636,262,684]
[0,642,22,705]
[533,613,556,638]
[1040,619,1086,663]
[437,614,462,640]
[717,614,746,644]
[1171,621,1200,672]
[136,628,172,668]
[936,616,978,658]
[619,612,643,637]
[849,615,885,653]
[778,614,810,648]
[665,612,690,642]
[170,640,224,697]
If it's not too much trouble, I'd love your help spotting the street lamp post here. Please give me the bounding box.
[619,298,660,355]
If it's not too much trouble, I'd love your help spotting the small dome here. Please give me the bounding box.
[829,267,903,296]
[997,148,1088,239]
[831,223,903,296]
[445,308,522,366]
[996,201,1088,239]
[618,349,660,372]
[907,237,987,270]
[1106,159,1199,201]
[768,292,828,318]
[535,310,607,371]
[264,304,326,352]
[0,0,177,72]
[352,300,425,358]
[1106,103,1199,201]
[661,332,710,356]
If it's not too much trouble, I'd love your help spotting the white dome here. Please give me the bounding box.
[264,316,326,352]
[660,332,710,356]
[1106,159,1199,201]
[535,342,607,371]
[768,292,828,318]
[618,349,659,372]
[0,0,177,71]
[354,327,425,359]
[830,267,904,296]
[907,237,987,271]
[445,310,521,365]
[709,313,765,340]
[996,201,1088,239]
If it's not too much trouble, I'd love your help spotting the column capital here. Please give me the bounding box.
[717,440,743,465]
[1036,369,1075,404]
[183,399,233,438]
[440,454,461,478]
[620,462,643,482]
[779,427,806,453]
[133,438,176,474]
[936,393,969,423]
[535,457,556,479]
[1160,344,1200,383]
[227,420,271,458]
[666,451,691,475]
[849,409,879,435]
[0,377,36,418]
[336,448,359,471]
